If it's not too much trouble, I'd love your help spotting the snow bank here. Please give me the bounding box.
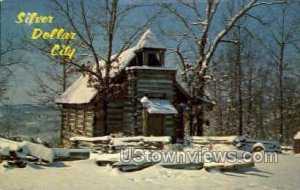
[20,141,54,162]
[0,137,20,151]
[90,152,120,162]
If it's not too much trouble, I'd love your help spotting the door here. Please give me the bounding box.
[148,114,164,136]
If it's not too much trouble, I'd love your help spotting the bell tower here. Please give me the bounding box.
[134,29,166,67]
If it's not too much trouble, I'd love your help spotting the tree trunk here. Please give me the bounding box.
[237,41,243,136]
[279,39,285,144]
[103,96,109,135]
[197,85,205,136]
[246,64,253,135]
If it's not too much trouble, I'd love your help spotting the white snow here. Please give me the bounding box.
[136,29,166,49]
[294,131,300,140]
[55,75,97,104]
[0,154,300,190]
[100,47,137,77]
[20,141,55,162]
[90,152,120,162]
[0,137,21,151]
[143,136,171,143]
[70,136,111,142]
[111,136,172,147]
[140,97,178,114]
[113,140,143,147]
[1,146,10,156]
[189,136,238,143]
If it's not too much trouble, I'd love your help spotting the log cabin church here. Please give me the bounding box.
[55,29,192,146]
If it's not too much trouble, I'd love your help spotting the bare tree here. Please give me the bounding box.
[261,2,300,143]
[160,0,285,136]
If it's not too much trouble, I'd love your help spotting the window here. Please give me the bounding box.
[148,53,161,66]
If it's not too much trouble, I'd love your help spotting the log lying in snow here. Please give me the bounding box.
[53,148,90,161]
[3,160,27,168]
[186,136,237,146]
[204,161,255,172]
[96,160,118,166]
[112,161,158,172]
[160,162,204,170]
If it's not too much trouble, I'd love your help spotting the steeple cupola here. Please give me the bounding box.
[135,29,166,67]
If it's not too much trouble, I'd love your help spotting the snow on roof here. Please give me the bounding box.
[55,75,97,104]
[136,29,166,50]
[140,97,178,114]
[56,30,166,104]
[294,131,300,140]
[56,47,137,104]
[100,47,137,77]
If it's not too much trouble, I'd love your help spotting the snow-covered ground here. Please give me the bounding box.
[0,154,299,190]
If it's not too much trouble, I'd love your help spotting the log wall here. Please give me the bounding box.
[61,104,94,147]
[124,68,177,136]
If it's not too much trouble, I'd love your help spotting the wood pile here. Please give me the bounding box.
[70,136,171,153]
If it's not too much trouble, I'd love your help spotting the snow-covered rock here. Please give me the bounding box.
[20,141,54,162]
[0,137,21,151]
[1,146,10,156]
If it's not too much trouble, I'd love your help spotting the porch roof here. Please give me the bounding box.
[141,97,178,114]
